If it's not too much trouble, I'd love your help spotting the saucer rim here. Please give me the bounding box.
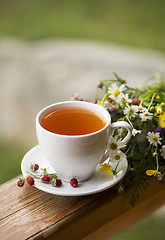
[21,145,128,196]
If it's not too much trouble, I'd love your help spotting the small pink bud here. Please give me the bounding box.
[132,98,140,105]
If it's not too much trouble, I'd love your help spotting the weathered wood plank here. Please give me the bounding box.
[83,187,165,240]
[46,180,165,240]
[0,176,107,240]
[0,175,165,240]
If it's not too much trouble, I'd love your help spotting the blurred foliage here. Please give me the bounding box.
[0,141,27,184]
[0,0,165,51]
[111,213,165,240]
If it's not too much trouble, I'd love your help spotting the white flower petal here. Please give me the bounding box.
[160,145,165,159]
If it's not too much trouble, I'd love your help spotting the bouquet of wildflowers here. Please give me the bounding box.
[94,73,165,205]
[18,73,165,206]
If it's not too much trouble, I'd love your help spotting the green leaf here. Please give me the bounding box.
[139,88,156,101]
[159,92,165,103]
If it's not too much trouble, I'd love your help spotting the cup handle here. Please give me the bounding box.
[100,121,132,164]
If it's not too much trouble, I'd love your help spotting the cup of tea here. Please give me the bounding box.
[36,101,132,182]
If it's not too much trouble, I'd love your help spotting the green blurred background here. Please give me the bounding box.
[0,0,165,50]
[0,0,165,239]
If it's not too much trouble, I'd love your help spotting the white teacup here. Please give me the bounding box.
[36,101,132,182]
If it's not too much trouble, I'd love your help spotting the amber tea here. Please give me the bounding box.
[40,107,106,135]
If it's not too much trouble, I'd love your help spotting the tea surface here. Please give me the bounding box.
[40,107,106,135]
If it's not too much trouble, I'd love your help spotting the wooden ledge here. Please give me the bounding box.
[1,175,165,240]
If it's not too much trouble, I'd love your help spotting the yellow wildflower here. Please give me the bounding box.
[158,112,165,128]
[99,163,111,174]
[160,102,165,107]
[154,105,163,116]
[97,100,102,105]
[146,170,161,177]
[157,106,163,114]
[155,95,160,100]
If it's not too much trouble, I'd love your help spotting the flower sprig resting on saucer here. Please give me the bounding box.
[17,164,80,188]
[17,164,62,187]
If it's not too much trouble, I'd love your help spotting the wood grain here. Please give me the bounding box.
[1,175,165,240]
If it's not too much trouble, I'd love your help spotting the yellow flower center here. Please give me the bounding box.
[114,155,120,160]
[152,136,158,142]
[110,143,118,151]
[113,89,120,97]
[138,107,142,111]
[128,108,134,114]
[144,113,150,117]
[122,98,127,103]
[108,103,112,107]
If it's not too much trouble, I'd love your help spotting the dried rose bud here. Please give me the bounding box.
[27,176,35,186]
[132,98,140,105]
[17,177,25,187]
[30,163,39,171]
[51,178,62,187]
[41,175,50,183]
[70,178,78,187]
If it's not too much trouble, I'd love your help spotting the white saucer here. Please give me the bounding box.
[21,145,128,196]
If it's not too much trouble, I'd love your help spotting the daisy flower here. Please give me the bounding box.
[108,136,126,152]
[116,93,132,106]
[146,132,162,146]
[102,100,113,110]
[136,106,148,112]
[108,83,126,100]
[139,111,153,121]
[123,105,138,117]
[110,150,126,161]
[99,163,111,174]
[160,145,165,159]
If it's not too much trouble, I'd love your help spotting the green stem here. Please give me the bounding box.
[101,93,108,106]
[125,143,133,155]
[115,161,120,172]
[155,145,159,172]
[140,93,157,108]
[26,171,41,179]
[95,87,99,101]
[148,93,157,110]
[126,116,134,129]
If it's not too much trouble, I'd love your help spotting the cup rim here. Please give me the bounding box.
[36,101,111,138]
